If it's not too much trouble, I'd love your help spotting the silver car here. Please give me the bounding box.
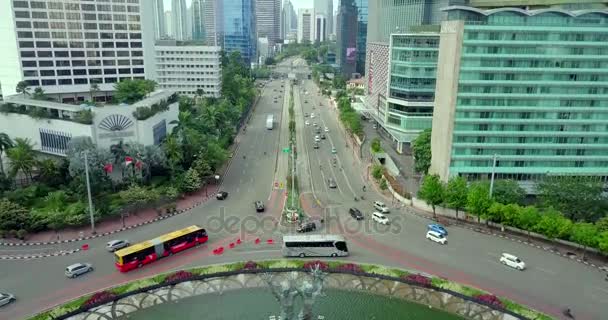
[65,263,94,278]
[0,292,15,307]
[106,239,130,252]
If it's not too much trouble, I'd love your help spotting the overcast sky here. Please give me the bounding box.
[162,0,339,14]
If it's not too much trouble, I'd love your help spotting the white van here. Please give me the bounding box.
[500,253,526,270]
[372,211,389,225]
[373,201,390,213]
[426,231,447,245]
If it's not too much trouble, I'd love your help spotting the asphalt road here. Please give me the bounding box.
[1,61,607,320]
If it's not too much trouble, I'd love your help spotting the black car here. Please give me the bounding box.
[254,201,265,212]
[320,134,326,140]
[216,191,229,200]
[297,221,316,233]
[349,208,364,220]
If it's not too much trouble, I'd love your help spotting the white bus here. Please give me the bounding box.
[266,114,274,130]
[282,235,349,258]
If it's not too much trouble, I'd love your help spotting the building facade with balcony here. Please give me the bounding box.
[384,33,439,153]
[154,40,221,97]
[430,6,608,187]
[0,90,178,156]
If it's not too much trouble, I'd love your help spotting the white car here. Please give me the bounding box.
[315,135,320,142]
[0,292,15,307]
[500,253,526,270]
[324,127,329,132]
[305,120,310,126]
[65,263,94,278]
[310,113,315,118]
[372,211,389,225]
[106,239,130,252]
[426,231,447,245]
[373,200,390,213]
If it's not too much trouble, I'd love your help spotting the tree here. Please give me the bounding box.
[492,180,525,205]
[596,216,608,232]
[114,79,157,104]
[467,181,493,223]
[537,176,605,222]
[15,81,30,97]
[89,82,100,101]
[332,75,346,90]
[371,164,383,180]
[418,174,445,219]
[195,88,205,101]
[534,209,573,240]
[569,222,598,259]
[37,158,62,187]
[412,128,432,174]
[0,132,14,176]
[6,138,36,182]
[598,231,608,255]
[379,178,388,191]
[0,199,30,233]
[515,206,541,241]
[66,137,113,197]
[118,184,160,227]
[264,57,276,65]
[444,176,468,219]
[162,135,183,176]
[370,138,382,153]
[181,167,201,193]
[32,87,45,100]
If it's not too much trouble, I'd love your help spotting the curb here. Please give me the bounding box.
[403,208,608,272]
[0,248,81,260]
[0,195,213,247]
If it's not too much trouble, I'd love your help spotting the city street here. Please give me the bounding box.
[1,61,607,320]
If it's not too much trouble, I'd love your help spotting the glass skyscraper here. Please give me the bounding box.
[223,0,256,64]
[430,6,608,186]
[354,0,368,75]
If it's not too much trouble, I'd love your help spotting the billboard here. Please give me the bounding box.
[346,47,356,62]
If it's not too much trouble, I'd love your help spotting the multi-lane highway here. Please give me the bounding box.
[1,59,607,320]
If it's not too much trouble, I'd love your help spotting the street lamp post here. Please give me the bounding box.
[489,153,498,198]
[83,152,96,234]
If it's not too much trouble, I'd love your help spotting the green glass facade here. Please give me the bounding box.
[446,8,608,181]
[386,33,439,143]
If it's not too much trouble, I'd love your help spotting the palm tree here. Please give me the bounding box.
[33,87,45,100]
[0,133,14,176]
[200,106,223,137]
[37,158,59,185]
[110,140,127,164]
[162,136,183,175]
[15,81,30,97]
[7,138,36,183]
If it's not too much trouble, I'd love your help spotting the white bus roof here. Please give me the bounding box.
[283,235,346,242]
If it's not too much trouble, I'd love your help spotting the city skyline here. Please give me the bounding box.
[163,0,338,13]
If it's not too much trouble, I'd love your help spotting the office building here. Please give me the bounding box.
[172,0,188,40]
[384,33,439,153]
[297,8,314,43]
[354,0,368,75]
[165,11,174,37]
[258,37,270,64]
[315,15,327,43]
[281,0,295,39]
[153,0,166,39]
[223,0,256,64]
[0,0,155,98]
[203,0,223,46]
[336,0,358,77]
[314,0,333,38]
[429,6,608,186]
[155,40,221,97]
[256,0,281,45]
[192,0,205,41]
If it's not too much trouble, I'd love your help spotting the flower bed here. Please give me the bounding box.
[29,260,551,320]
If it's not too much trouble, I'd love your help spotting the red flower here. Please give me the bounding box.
[242,261,259,270]
[303,260,329,271]
[164,270,194,283]
[334,263,363,273]
[402,274,432,287]
[83,291,117,308]
[474,294,505,308]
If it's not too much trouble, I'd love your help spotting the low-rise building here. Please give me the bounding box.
[0,90,179,156]
[154,40,222,97]
[346,78,365,90]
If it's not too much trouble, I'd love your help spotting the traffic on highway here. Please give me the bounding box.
[1,59,606,320]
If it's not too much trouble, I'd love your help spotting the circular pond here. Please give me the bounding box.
[124,287,463,320]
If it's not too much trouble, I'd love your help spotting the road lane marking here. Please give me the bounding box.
[534,267,557,275]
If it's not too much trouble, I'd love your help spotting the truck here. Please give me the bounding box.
[266,114,274,130]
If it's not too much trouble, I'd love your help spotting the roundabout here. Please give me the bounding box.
[28,260,548,320]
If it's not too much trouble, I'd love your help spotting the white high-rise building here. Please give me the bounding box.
[153,0,166,39]
[297,8,314,43]
[165,11,174,37]
[314,0,333,38]
[155,40,221,97]
[172,0,188,40]
[203,0,223,46]
[256,0,281,45]
[281,0,297,40]
[0,0,156,97]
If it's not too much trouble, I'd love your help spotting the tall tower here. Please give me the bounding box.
[172,0,188,40]
[153,0,166,39]
[297,9,314,43]
[355,0,368,75]
[203,0,224,46]
[192,0,205,41]
[314,0,333,39]
[223,0,256,64]
[336,0,357,77]
[256,0,281,45]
